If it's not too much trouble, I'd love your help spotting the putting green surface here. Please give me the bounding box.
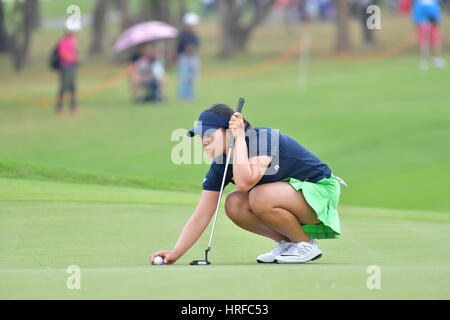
[1,178,449,299]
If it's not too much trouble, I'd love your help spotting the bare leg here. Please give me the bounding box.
[417,24,432,69]
[225,191,289,242]
[248,182,321,243]
[432,37,441,57]
[431,23,442,57]
[420,25,430,64]
[429,24,447,68]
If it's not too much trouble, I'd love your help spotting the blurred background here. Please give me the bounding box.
[1,0,449,212]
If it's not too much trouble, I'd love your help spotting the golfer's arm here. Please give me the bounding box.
[233,135,272,192]
[171,190,219,258]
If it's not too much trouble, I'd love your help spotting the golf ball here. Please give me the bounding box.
[154,256,163,265]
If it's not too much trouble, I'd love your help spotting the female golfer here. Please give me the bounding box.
[151,103,343,264]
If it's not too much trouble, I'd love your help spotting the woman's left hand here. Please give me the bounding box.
[229,112,245,139]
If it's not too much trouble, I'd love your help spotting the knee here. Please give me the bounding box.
[224,192,247,222]
[248,189,272,217]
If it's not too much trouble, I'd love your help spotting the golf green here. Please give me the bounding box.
[1,178,449,299]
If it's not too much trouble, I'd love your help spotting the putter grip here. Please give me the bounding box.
[236,98,245,113]
[229,98,245,150]
[230,98,245,150]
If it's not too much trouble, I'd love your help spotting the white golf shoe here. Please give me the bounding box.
[275,239,322,264]
[257,240,292,263]
[433,57,447,69]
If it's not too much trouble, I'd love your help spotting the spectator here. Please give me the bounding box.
[178,43,200,100]
[305,0,320,20]
[412,0,446,69]
[128,44,148,102]
[359,0,376,45]
[152,46,168,101]
[133,47,166,103]
[56,23,79,117]
[398,0,412,14]
[177,13,200,101]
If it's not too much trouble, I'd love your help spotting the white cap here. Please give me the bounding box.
[183,12,199,26]
[65,19,81,33]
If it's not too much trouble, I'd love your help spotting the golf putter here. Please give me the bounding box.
[190,97,245,265]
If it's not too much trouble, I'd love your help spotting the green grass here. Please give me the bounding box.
[1,0,203,22]
[3,0,143,21]
[1,15,450,299]
[0,158,199,193]
[40,0,97,19]
[1,53,450,211]
[1,178,449,299]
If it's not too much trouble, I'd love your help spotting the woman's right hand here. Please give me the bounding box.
[149,191,220,266]
[150,250,180,265]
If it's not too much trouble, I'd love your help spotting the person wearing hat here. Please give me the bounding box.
[151,103,345,265]
[55,21,80,117]
[177,13,201,100]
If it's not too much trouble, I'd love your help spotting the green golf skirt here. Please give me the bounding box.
[283,174,341,239]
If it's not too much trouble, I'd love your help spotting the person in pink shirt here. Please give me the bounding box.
[56,24,79,116]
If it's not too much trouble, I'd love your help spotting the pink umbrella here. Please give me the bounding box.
[114,21,178,53]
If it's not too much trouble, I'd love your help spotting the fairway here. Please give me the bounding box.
[1,178,449,299]
[2,52,450,212]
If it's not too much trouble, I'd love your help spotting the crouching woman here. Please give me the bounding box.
[151,103,344,264]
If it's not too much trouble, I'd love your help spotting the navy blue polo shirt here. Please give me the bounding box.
[177,30,200,55]
[202,127,332,191]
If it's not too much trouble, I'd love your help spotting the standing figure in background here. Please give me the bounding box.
[398,0,412,14]
[177,13,200,101]
[56,23,79,117]
[359,0,377,45]
[178,43,200,101]
[412,0,446,69]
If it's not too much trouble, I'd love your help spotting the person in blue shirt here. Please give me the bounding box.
[151,103,345,264]
[412,0,446,69]
[177,13,200,100]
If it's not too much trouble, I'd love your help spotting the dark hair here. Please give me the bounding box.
[203,103,252,132]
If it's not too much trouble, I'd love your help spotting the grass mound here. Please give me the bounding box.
[0,158,199,193]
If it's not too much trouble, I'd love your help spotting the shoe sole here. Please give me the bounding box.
[256,259,276,264]
[275,253,322,264]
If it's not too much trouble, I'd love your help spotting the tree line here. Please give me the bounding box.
[0,0,357,72]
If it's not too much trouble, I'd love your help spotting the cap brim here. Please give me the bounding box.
[187,125,219,137]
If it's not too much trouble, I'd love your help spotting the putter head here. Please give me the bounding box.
[189,248,211,265]
[189,260,211,265]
